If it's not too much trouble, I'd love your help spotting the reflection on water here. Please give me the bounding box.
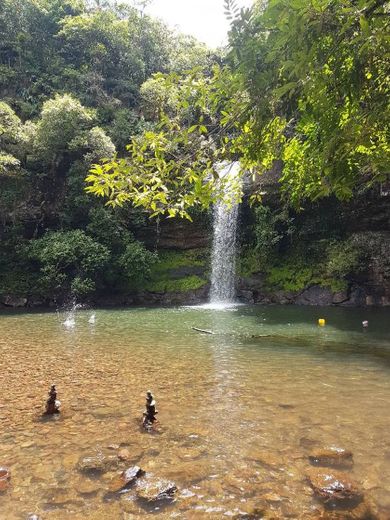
[0,305,390,519]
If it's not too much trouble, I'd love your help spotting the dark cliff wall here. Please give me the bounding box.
[1,186,389,309]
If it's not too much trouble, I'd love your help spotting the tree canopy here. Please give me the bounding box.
[0,0,214,300]
[86,0,390,216]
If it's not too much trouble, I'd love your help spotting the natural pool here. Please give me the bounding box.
[0,305,390,519]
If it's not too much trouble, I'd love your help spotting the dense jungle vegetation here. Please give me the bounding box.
[0,0,389,306]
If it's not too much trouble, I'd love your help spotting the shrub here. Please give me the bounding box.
[26,230,110,298]
[325,238,366,279]
[118,242,157,284]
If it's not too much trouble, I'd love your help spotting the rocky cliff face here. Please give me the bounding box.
[1,188,389,309]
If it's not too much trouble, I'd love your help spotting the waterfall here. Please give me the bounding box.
[209,163,241,304]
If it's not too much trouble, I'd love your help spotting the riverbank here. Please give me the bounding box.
[1,279,389,311]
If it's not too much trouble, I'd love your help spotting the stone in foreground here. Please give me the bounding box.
[136,475,177,503]
[109,466,145,493]
[309,447,354,469]
[77,454,118,474]
[307,469,363,506]
[0,467,11,492]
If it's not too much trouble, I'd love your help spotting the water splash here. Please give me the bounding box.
[88,314,96,324]
[62,300,83,328]
[209,162,241,305]
[63,316,75,328]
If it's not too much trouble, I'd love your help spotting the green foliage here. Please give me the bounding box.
[86,207,129,250]
[0,102,26,176]
[253,206,283,262]
[140,76,180,120]
[239,249,261,278]
[264,252,348,293]
[86,66,244,219]
[26,230,110,297]
[2,0,386,305]
[325,239,366,279]
[349,231,390,279]
[70,276,95,297]
[168,34,216,73]
[0,0,206,118]
[153,249,206,271]
[118,241,157,284]
[227,0,390,204]
[145,249,208,293]
[263,235,368,293]
[106,109,148,153]
[34,94,94,161]
[266,263,316,293]
[0,0,217,301]
[240,215,371,294]
[146,275,207,293]
[87,0,389,215]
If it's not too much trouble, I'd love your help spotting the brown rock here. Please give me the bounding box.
[307,469,363,506]
[136,475,177,503]
[109,466,145,493]
[76,478,102,495]
[233,507,267,519]
[246,450,282,470]
[77,454,119,474]
[309,448,353,469]
[118,449,131,461]
[44,486,75,506]
[0,467,11,492]
[262,492,285,503]
[163,459,208,485]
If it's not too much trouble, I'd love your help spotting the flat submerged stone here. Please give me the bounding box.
[135,475,177,503]
[109,466,145,493]
[77,454,118,474]
[307,469,363,506]
[309,447,354,469]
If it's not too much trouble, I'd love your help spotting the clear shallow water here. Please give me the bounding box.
[0,305,390,519]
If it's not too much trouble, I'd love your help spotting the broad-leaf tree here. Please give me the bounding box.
[87,0,390,214]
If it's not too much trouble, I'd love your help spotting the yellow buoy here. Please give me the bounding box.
[318,318,326,327]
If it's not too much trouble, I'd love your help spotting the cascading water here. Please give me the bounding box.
[209,162,241,305]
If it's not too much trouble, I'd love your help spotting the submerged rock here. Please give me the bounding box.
[309,447,354,469]
[109,466,145,493]
[44,486,77,506]
[123,467,146,486]
[135,475,177,503]
[77,453,118,474]
[0,467,11,491]
[233,507,267,519]
[76,477,102,495]
[307,469,363,506]
[245,450,281,470]
[118,449,131,461]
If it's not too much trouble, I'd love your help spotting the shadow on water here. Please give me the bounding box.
[182,304,390,368]
[240,334,390,368]
[228,304,390,335]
